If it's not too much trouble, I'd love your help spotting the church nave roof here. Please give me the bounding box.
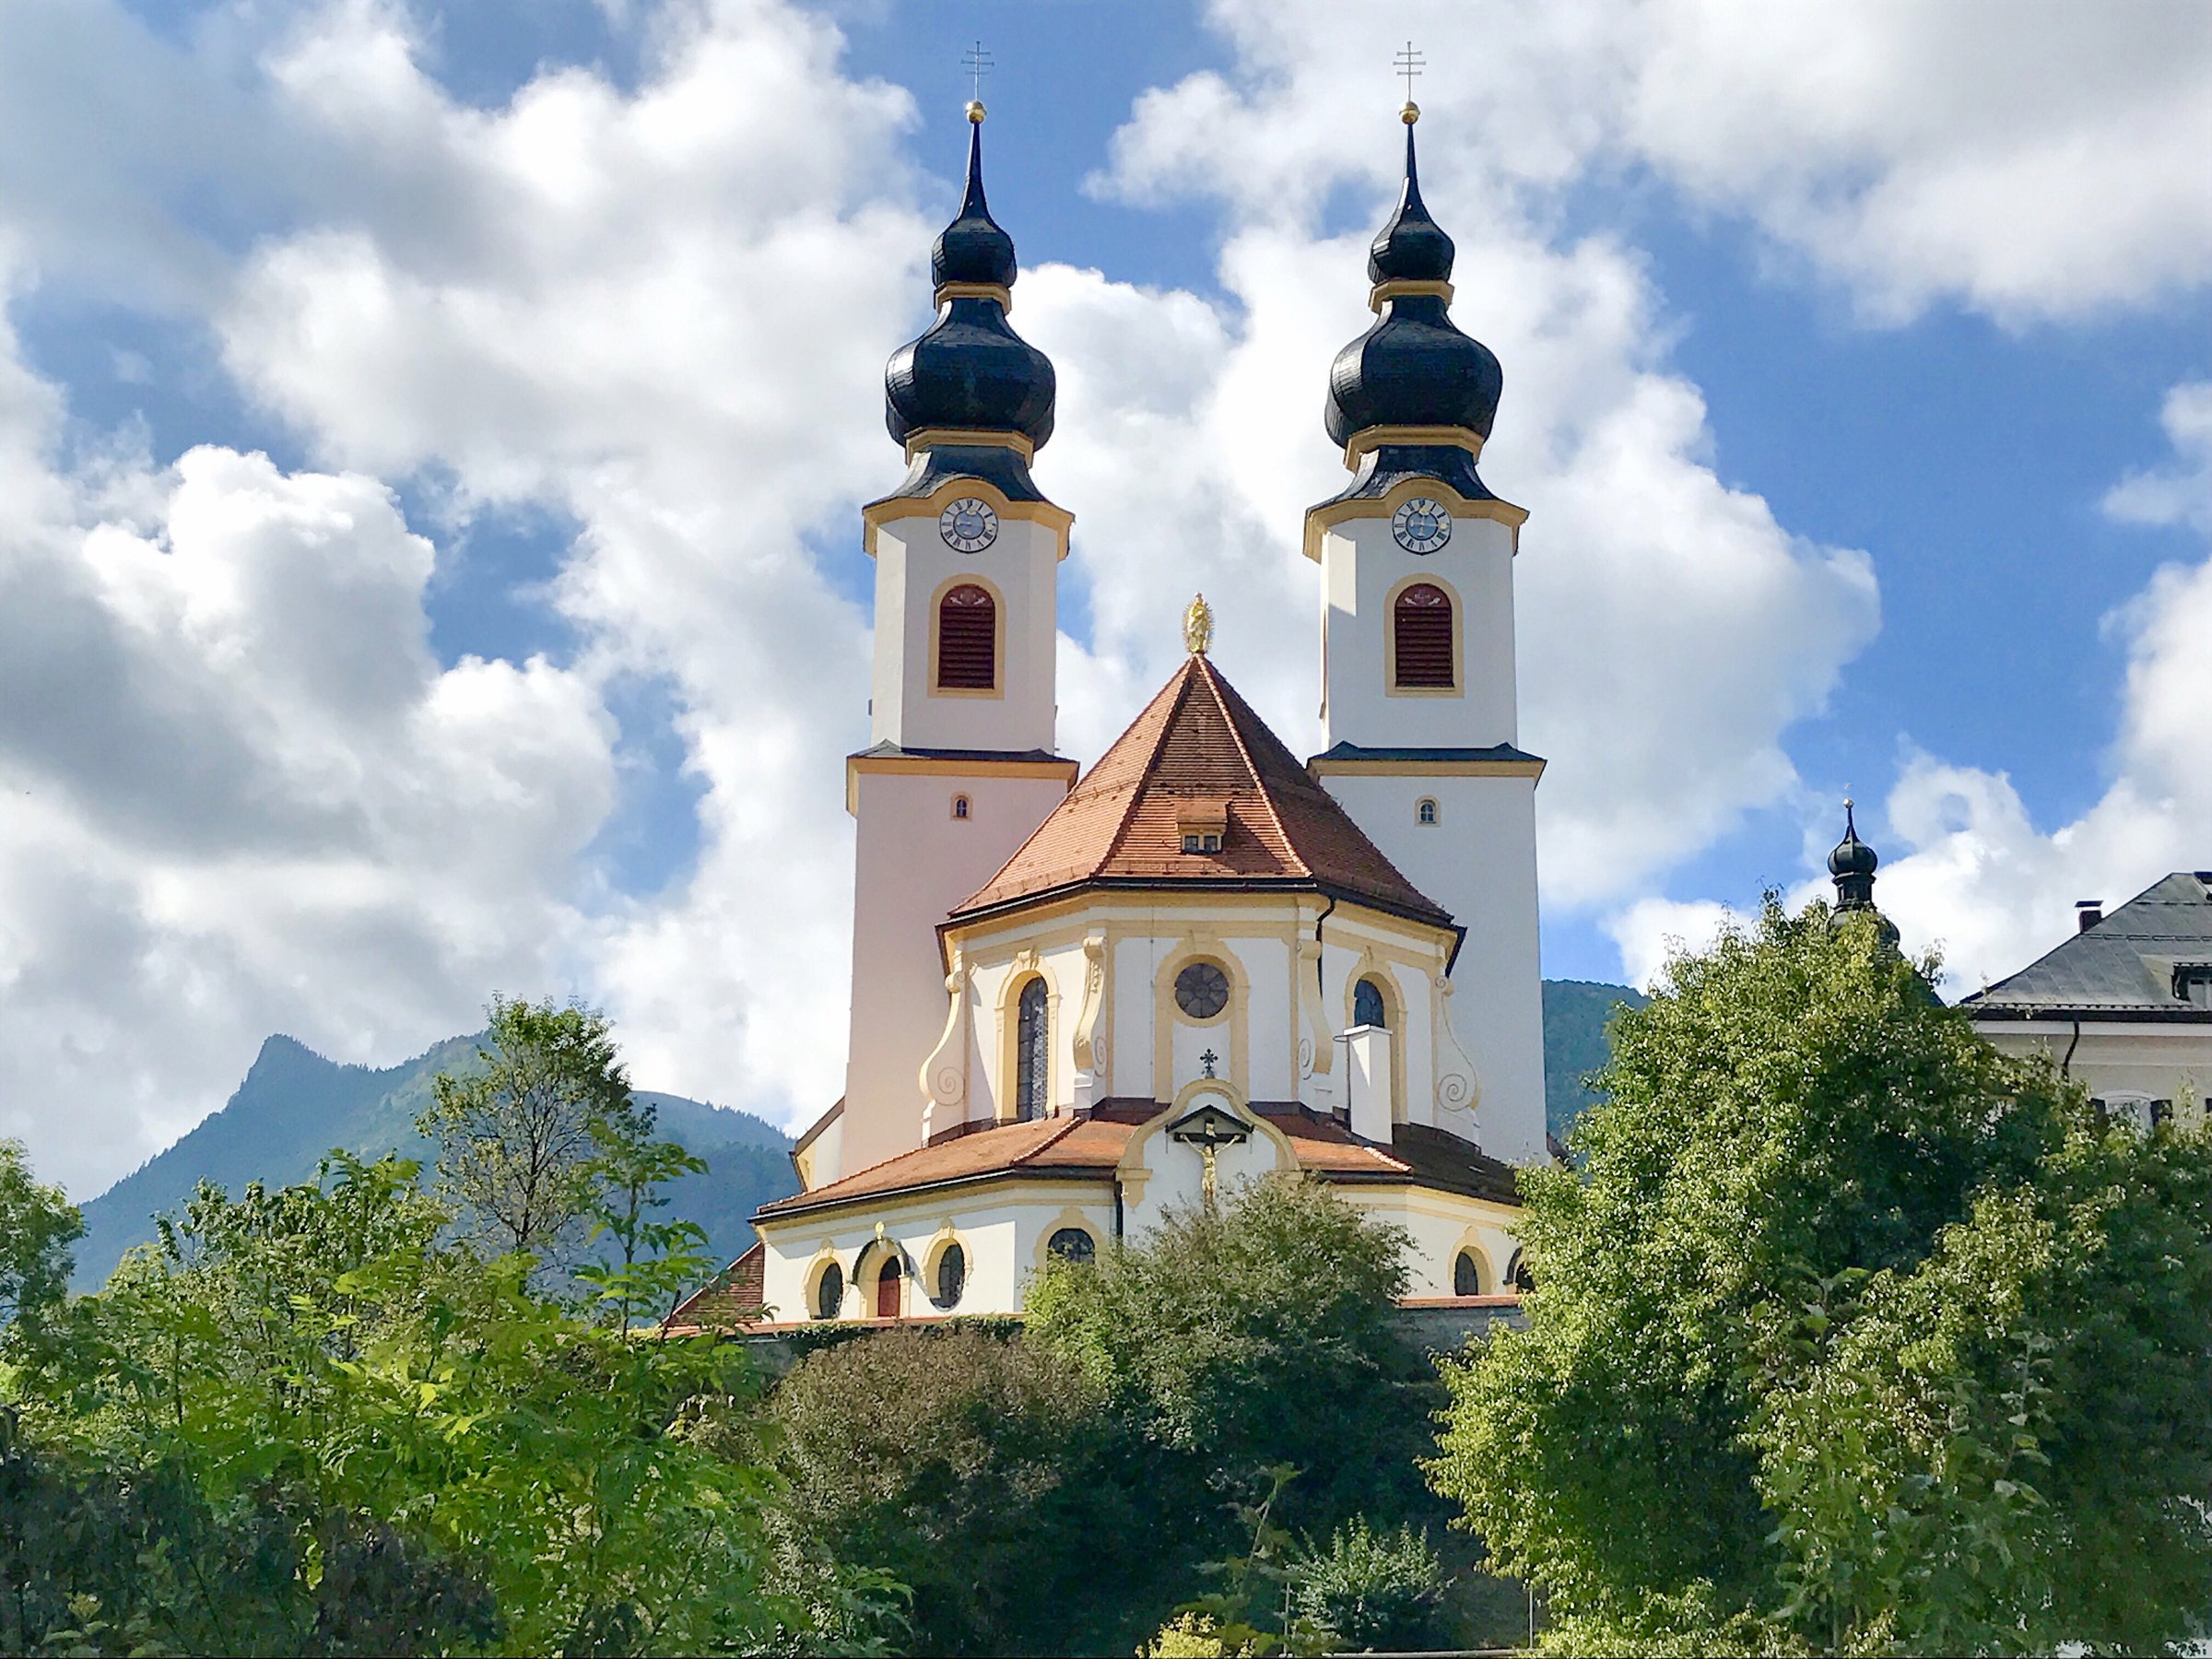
[950,652,1451,928]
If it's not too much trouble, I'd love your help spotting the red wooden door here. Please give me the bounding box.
[876,1260,900,1319]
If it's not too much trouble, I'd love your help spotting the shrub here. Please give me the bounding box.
[1291,1519,1449,1653]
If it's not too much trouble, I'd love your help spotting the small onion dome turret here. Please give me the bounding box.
[1324,111,1501,454]
[1829,800,1879,912]
[884,106,1055,456]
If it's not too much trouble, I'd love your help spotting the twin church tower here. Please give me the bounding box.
[743,99,1549,1323]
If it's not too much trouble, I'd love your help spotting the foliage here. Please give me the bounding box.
[0,1139,80,1339]
[1428,896,2212,1654]
[416,994,631,1258]
[771,1324,1115,1656]
[1025,1172,1433,1535]
[1288,1519,1450,1653]
[4,1147,818,1654]
[576,1095,710,1330]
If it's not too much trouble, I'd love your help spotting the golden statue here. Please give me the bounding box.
[1182,592,1214,656]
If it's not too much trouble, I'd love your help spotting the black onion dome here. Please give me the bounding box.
[1369,123,1454,283]
[885,118,1055,452]
[1829,802,1878,879]
[932,121,1017,290]
[1324,122,1501,451]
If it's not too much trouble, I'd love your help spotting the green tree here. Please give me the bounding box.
[1289,1519,1450,1653]
[1427,897,2212,1654]
[577,1095,710,1332]
[0,1138,79,1341]
[417,994,630,1259]
[7,1152,814,1655]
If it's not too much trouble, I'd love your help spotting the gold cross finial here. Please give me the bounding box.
[1182,593,1214,655]
[962,41,992,122]
[1395,40,1424,122]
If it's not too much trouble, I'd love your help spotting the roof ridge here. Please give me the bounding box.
[1096,659,1201,871]
[1010,1114,1084,1166]
[1194,654,1308,877]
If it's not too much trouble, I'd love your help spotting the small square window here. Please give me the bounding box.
[1182,833,1200,853]
[1182,832,1221,854]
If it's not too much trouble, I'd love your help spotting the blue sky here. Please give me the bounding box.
[1,0,2207,1194]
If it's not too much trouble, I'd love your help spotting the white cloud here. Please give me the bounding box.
[0,307,616,1200]
[1103,0,2212,324]
[3,0,2206,1197]
[1850,383,2212,993]
[1606,897,1739,994]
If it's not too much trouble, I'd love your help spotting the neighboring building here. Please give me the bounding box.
[711,98,1549,1326]
[1960,873,2212,1132]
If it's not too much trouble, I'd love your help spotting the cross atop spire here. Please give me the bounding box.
[962,40,993,120]
[1394,40,1424,121]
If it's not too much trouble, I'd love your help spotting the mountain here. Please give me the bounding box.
[1542,979,1649,1147]
[72,1033,796,1290]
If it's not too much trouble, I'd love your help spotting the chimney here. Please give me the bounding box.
[2076,900,2103,932]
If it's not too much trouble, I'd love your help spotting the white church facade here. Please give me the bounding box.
[688,99,1553,1327]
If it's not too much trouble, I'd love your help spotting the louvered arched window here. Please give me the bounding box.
[1393,582,1454,688]
[937,583,996,690]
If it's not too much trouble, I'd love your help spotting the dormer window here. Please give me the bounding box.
[2174,963,2212,1008]
[1177,801,1228,856]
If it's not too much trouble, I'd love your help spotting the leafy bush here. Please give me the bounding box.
[1291,1519,1449,1653]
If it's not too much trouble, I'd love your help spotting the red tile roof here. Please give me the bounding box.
[755,1110,1517,1220]
[665,1241,766,1331]
[952,653,1451,927]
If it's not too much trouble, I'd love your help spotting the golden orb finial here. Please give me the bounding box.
[1182,593,1214,656]
[966,98,985,124]
[1401,100,1419,124]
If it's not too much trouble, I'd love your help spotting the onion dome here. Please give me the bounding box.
[1829,799,1879,912]
[884,107,1055,461]
[1324,112,1501,456]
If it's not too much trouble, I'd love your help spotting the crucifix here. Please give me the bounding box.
[1200,1047,1218,1078]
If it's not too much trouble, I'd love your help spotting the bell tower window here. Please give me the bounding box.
[936,583,996,690]
[1015,977,1049,1120]
[1393,582,1454,688]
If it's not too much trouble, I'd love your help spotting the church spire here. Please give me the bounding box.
[1319,103,1502,505]
[1828,799,1879,912]
[883,101,1057,477]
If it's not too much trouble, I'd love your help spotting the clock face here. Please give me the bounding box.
[939,497,999,553]
[1392,497,1453,554]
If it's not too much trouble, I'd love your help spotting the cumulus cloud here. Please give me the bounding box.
[1101,0,2212,324]
[4,0,2206,1196]
[1842,384,2212,993]
[1606,897,1740,994]
[0,305,615,1199]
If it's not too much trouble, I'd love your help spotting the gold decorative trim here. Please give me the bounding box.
[1343,424,1485,468]
[1302,476,1527,564]
[901,426,1033,464]
[865,475,1074,561]
[845,752,1079,817]
[1367,278,1454,313]
[1307,755,1546,780]
[933,281,1014,313]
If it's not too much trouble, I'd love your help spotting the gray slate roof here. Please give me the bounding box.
[1961,872,2212,1022]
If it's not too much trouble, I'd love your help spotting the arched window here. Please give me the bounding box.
[1015,977,1049,1121]
[951,794,971,820]
[875,1257,901,1319]
[1417,797,1439,826]
[1354,977,1387,1030]
[1453,1250,1482,1297]
[937,583,996,690]
[1048,1227,1095,1265]
[1393,583,1453,688]
[1508,1250,1535,1293]
[813,1262,843,1321]
[933,1243,966,1310]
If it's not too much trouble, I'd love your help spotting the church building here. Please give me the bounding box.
[713,96,1551,1324]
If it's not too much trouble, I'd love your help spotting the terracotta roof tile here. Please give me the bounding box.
[955,655,1449,926]
[754,1110,1519,1220]
[666,1241,766,1331]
